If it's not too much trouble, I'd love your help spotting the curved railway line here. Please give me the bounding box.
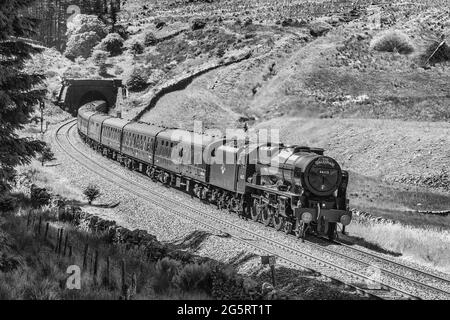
[55,119,450,300]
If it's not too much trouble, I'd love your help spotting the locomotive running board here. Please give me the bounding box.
[246,183,299,198]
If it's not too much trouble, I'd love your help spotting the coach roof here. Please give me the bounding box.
[123,122,166,137]
[103,117,130,129]
[157,129,216,147]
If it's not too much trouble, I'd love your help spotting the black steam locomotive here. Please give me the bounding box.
[78,101,351,240]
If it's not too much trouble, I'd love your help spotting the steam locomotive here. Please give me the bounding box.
[77,101,351,240]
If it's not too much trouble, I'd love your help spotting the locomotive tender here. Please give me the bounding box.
[77,101,352,240]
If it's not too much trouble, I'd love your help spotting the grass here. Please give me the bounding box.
[0,207,225,300]
[346,220,450,274]
[15,162,82,203]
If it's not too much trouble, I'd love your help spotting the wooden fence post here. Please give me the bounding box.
[63,233,68,256]
[93,250,99,285]
[83,244,89,270]
[26,210,31,229]
[38,216,42,236]
[55,228,61,253]
[121,259,128,300]
[106,256,111,287]
[131,273,137,298]
[44,223,49,240]
[58,228,64,255]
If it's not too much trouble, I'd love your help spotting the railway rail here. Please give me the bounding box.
[55,119,450,300]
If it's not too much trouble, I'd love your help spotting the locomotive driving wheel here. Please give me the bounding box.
[273,215,285,231]
[261,206,272,227]
[250,201,261,222]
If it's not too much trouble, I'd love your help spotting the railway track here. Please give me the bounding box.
[55,119,450,300]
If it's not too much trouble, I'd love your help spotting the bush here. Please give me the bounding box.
[64,14,107,60]
[126,67,148,92]
[92,50,109,75]
[422,40,450,64]
[83,184,100,205]
[152,258,180,293]
[95,33,124,56]
[173,263,212,294]
[191,18,207,31]
[37,146,55,167]
[154,18,166,30]
[113,24,129,40]
[65,31,102,60]
[370,30,415,54]
[66,14,107,39]
[144,32,158,46]
[0,194,16,212]
[30,185,51,208]
[130,41,144,55]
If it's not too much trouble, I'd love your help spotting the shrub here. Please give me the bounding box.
[173,263,212,294]
[154,18,166,30]
[66,14,107,39]
[126,67,148,92]
[83,184,101,205]
[152,258,180,293]
[0,194,16,212]
[95,33,124,56]
[191,18,207,31]
[130,41,144,55]
[144,32,158,46]
[370,30,415,54]
[92,50,109,75]
[37,146,55,167]
[64,14,107,60]
[65,31,102,60]
[113,24,129,40]
[30,185,51,208]
[422,40,450,64]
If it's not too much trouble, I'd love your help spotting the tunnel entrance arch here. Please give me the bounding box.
[54,78,123,115]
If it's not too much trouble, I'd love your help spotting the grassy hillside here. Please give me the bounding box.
[32,0,449,223]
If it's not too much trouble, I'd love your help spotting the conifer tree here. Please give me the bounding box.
[0,0,46,193]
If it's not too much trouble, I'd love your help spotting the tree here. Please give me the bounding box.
[92,49,109,75]
[38,146,56,166]
[83,184,101,205]
[64,14,107,60]
[30,184,51,208]
[94,32,123,56]
[0,0,46,194]
[109,0,119,32]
